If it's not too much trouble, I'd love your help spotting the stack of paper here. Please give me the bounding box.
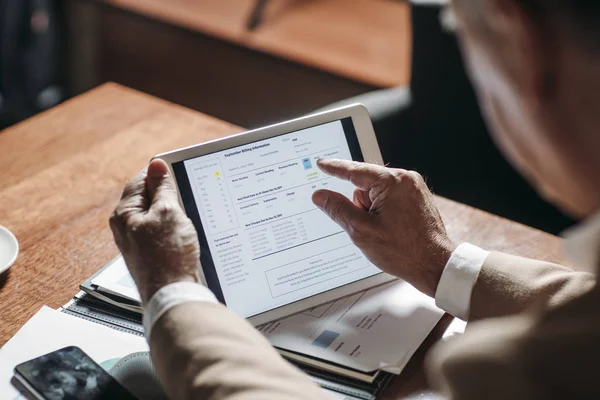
[81,255,445,379]
[258,280,444,375]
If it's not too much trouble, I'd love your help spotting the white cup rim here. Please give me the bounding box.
[0,225,19,274]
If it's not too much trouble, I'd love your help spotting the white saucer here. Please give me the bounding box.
[0,226,19,274]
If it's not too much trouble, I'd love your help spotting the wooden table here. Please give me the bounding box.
[66,0,410,127]
[100,0,410,88]
[0,84,567,398]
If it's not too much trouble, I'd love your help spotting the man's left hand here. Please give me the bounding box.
[109,159,201,304]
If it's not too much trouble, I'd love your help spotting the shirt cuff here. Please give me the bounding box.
[435,243,489,321]
[142,282,218,342]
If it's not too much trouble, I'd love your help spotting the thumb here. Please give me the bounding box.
[312,189,369,233]
[146,159,179,207]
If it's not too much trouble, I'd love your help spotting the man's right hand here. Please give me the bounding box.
[312,159,456,298]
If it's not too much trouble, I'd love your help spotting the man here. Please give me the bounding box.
[110,0,600,398]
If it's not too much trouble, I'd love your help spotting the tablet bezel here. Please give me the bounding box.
[154,104,397,326]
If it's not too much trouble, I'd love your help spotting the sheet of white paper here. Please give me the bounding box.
[258,280,444,374]
[91,255,141,302]
[0,306,148,399]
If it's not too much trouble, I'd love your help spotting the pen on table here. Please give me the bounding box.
[247,0,269,31]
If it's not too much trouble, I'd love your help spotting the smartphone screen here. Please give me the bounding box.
[14,346,137,400]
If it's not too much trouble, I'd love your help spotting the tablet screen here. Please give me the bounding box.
[172,118,382,318]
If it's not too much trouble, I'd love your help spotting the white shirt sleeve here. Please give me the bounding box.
[142,282,218,342]
[434,243,489,321]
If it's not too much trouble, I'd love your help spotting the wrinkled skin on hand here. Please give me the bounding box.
[110,159,201,304]
[312,159,456,297]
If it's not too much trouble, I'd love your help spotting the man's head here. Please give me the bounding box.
[450,0,600,218]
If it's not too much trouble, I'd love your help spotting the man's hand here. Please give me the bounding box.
[312,159,456,297]
[110,159,201,304]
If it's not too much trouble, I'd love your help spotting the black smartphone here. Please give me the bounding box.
[13,346,138,400]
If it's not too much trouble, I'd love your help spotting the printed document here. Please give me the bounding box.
[258,280,444,374]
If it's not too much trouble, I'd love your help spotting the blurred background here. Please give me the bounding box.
[0,0,573,234]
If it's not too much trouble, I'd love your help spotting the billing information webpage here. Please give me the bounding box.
[184,121,381,318]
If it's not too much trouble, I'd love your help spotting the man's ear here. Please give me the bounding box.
[484,0,557,110]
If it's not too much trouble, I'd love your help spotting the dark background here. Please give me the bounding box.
[0,0,573,234]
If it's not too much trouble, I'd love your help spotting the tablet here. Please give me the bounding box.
[155,104,396,325]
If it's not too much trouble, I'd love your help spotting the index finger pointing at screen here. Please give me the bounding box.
[316,159,387,190]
